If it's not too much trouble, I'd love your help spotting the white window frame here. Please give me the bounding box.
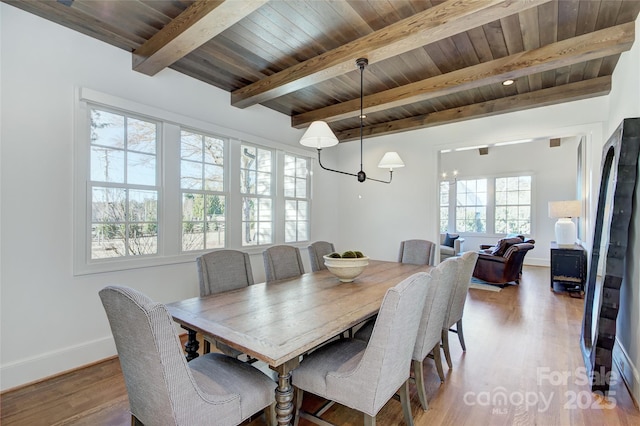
[283,153,311,243]
[74,88,314,275]
[439,172,535,237]
[180,128,229,252]
[240,143,275,247]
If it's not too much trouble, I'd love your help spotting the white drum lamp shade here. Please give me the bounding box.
[549,200,581,246]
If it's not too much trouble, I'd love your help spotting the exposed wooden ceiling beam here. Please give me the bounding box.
[334,76,612,142]
[133,0,268,76]
[292,22,634,128]
[231,0,551,109]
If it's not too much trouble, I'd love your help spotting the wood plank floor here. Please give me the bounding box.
[2,265,639,425]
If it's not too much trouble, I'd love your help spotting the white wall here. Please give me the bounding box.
[331,104,606,264]
[608,16,640,406]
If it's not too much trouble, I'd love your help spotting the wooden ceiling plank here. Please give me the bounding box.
[292,22,634,127]
[133,0,268,76]
[5,0,141,50]
[231,0,552,108]
[334,76,612,141]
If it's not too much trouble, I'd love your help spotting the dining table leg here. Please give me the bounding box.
[182,327,200,361]
[272,358,300,426]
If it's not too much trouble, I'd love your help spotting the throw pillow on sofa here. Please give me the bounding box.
[490,237,523,256]
[443,233,459,248]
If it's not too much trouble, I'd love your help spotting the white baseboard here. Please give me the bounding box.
[0,336,116,392]
[613,338,640,407]
[524,257,549,267]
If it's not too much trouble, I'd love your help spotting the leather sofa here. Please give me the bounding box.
[472,237,535,284]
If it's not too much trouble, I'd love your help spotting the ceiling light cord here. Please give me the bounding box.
[357,58,367,182]
[299,58,403,184]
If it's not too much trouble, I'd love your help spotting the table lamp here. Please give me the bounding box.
[548,200,581,246]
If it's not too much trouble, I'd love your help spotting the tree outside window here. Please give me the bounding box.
[90,108,158,259]
[241,145,273,246]
[456,179,487,233]
[495,176,531,234]
[180,130,226,251]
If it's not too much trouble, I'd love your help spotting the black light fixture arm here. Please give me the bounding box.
[309,57,397,184]
[317,148,393,183]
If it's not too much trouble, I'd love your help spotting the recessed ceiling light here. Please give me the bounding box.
[502,79,515,86]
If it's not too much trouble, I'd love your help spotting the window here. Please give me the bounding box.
[495,176,531,234]
[439,181,449,233]
[241,144,273,246]
[180,130,226,251]
[90,108,159,259]
[77,89,313,274]
[456,179,487,233]
[284,154,310,242]
[440,174,533,235]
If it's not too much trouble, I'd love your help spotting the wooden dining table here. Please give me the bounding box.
[166,259,433,426]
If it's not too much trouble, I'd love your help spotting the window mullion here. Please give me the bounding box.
[487,178,496,234]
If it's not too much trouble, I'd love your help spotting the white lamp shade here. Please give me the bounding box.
[548,200,581,218]
[299,121,339,148]
[377,151,405,169]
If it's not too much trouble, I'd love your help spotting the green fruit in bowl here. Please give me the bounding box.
[341,251,357,258]
[327,252,342,258]
[354,251,364,258]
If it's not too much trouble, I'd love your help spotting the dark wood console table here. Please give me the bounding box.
[550,241,587,293]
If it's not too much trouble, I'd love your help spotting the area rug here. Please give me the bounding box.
[469,277,503,292]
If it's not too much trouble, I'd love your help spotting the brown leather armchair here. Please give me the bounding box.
[472,242,535,284]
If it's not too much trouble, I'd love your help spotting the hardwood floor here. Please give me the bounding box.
[2,266,638,425]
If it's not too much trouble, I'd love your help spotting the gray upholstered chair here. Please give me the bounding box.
[399,239,437,266]
[410,258,458,410]
[263,245,305,282]
[354,259,459,411]
[439,233,465,261]
[307,241,335,272]
[99,285,276,426]
[442,251,479,369]
[292,272,429,426]
[196,250,254,357]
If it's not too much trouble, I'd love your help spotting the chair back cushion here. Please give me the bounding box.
[326,272,429,415]
[308,241,335,272]
[444,251,479,328]
[398,239,436,265]
[197,250,254,296]
[413,259,458,361]
[263,245,305,281]
[99,286,196,425]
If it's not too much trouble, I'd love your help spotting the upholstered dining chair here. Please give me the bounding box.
[292,272,429,426]
[307,241,335,272]
[263,245,305,282]
[354,258,459,411]
[196,250,254,357]
[442,251,479,369]
[398,239,437,266]
[99,285,276,426]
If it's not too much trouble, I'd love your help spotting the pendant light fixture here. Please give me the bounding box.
[299,58,404,183]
